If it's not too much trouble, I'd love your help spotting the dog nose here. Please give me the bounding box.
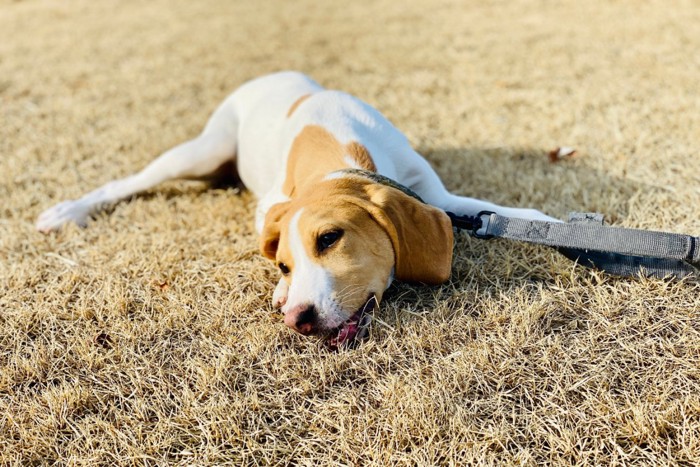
[284,303,317,335]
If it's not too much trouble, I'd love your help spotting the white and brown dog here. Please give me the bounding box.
[36,71,557,346]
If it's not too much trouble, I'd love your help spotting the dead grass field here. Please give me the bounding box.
[2,0,700,465]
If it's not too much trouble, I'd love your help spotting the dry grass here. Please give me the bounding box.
[2,0,700,464]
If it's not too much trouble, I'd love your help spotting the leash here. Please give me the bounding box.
[335,168,700,279]
[447,211,700,279]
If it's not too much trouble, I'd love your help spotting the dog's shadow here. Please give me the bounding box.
[421,145,647,223]
[378,145,665,335]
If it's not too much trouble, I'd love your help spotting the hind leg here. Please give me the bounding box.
[36,98,239,232]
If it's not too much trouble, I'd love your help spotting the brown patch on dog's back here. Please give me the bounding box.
[347,142,377,171]
[283,125,377,197]
[286,94,312,118]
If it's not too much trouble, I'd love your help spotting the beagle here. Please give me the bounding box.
[36,71,557,347]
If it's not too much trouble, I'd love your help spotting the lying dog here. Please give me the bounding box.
[36,71,557,346]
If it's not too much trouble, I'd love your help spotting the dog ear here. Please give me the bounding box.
[363,183,454,284]
[259,201,291,260]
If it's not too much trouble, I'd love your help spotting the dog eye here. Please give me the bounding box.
[278,262,290,275]
[317,230,343,252]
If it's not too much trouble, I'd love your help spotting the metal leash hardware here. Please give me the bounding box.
[446,211,490,239]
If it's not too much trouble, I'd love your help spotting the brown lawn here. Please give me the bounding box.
[1,0,699,464]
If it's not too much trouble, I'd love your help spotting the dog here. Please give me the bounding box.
[36,71,558,346]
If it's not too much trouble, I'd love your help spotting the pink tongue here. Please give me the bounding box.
[328,320,359,350]
[327,297,376,350]
[337,321,359,343]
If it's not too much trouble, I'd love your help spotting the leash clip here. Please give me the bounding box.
[446,210,496,239]
[472,211,496,239]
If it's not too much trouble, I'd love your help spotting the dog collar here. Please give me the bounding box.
[332,168,425,203]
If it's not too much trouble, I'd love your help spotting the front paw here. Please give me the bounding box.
[272,278,289,308]
[35,200,90,233]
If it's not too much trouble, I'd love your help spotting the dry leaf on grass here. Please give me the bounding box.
[548,146,577,162]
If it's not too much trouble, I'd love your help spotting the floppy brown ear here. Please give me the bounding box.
[259,201,291,260]
[363,184,454,284]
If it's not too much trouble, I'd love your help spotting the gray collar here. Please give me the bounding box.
[332,168,425,203]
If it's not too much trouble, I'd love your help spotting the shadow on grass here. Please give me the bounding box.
[418,144,647,223]
[380,144,658,331]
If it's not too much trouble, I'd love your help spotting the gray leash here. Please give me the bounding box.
[447,211,700,279]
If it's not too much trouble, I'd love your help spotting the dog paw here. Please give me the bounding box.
[35,200,91,233]
[272,279,289,308]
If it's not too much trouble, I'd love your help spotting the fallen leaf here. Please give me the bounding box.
[548,146,577,162]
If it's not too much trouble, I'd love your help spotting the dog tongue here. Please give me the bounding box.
[327,296,376,350]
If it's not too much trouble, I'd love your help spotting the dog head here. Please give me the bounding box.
[260,174,454,345]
